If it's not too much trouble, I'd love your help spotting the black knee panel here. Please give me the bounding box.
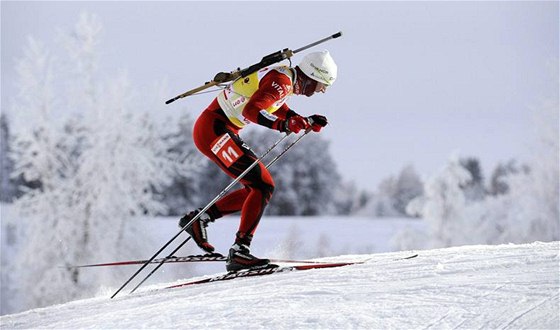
[248,182,275,202]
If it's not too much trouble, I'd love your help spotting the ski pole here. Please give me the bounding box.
[165,31,342,104]
[111,133,290,299]
[128,237,191,294]
[129,129,312,294]
[265,128,311,169]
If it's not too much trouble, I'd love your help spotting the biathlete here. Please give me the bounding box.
[179,50,338,272]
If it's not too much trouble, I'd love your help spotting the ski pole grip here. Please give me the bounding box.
[305,119,314,134]
[307,117,315,127]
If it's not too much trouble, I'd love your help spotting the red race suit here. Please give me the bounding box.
[192,66,298,245]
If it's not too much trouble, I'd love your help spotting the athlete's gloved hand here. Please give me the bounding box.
[281,115,310,134]
[307,114,328,132]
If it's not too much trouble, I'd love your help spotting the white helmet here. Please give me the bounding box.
[298,50,337,86]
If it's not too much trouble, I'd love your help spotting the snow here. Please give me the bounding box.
[1,241,558,329]
[0,210,425,316]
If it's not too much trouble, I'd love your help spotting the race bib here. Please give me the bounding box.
[211,134,243,167]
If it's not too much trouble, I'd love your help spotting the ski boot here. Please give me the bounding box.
[226,243,272,272]
[179,209,215,253]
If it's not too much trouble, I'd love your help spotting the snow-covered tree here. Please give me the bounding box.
[459,157,486,201]
[355,165,424,218]
[158,113,207,215]
[7,13,183,313]
[55,11,178,285]
[331,180,368,215]
[1,114,18,202]
[9,34,80,310]
[481,99,559,243]
[194,157,237,212]
[488,160,530,196]
[397,100,559,249]
[68,72,175,264]
[405,156,472,248]
[1,113,25,314]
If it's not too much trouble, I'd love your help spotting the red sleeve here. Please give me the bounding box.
[274,103,297,120]
[242,70,293,129]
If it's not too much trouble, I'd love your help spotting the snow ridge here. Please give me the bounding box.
[1,241,558,329]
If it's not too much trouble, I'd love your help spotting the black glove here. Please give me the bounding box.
[307,114,328,132]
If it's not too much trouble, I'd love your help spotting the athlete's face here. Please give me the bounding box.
[297,76,327,97]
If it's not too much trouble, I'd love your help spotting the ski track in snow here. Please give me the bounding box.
[1,241,558,329]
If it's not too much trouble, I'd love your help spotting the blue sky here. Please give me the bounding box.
[2,1,558,190]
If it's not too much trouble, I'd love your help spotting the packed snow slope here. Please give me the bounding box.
[1,241,558,329]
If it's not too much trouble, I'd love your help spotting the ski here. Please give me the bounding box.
[68,254,226,268]
[165,261,360,289]
[401,254,419,260]
[68,254,340,268]
[164,253,418,289]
